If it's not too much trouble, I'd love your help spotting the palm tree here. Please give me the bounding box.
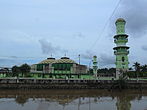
[140,65,147,77]
[141,64,147,72]
[133,62,140,80]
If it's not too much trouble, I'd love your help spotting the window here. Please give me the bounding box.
[122,57,125,62]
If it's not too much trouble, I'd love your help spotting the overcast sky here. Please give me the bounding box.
[0,0,147,68]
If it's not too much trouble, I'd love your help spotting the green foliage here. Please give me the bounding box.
[12,65,20,77]
[126,71,147,78]
[140,65,147,72]
[88,68,93,75]
[11,64,31,77]
[126,62,147,78]
[97,68,115,76]
[20,64,31,77]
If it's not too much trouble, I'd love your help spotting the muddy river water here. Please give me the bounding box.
[0,89,147,110]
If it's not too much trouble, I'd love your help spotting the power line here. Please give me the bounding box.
[89,0,122,51]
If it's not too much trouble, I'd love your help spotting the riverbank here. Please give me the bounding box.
[0,78,147,90]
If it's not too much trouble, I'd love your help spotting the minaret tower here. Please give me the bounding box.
[113,18,129,79]
[93,56,98,77]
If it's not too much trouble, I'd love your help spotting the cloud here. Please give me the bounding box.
[0,59,18,67]
[80,52,115,67]
[115,0,147,37]
[0,58,41,67]
[2,30,34,43]
[9,56,19,59]
[99,54,114,66]
[81,50,95,60]
[73,32,85,38]
[80,51,115,67]
[142,45,147,51]
[39,39,67,55]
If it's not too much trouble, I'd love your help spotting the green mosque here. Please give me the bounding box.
[31,56,88,78]
[30,18,129,79]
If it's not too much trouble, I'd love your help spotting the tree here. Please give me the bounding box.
[97,68,115,77]
[20,64,31,77]
[133,62,140,79]
[141,65,147,72]
[140,65,147,77]
[129,67,133,71]
[12,65,20,77]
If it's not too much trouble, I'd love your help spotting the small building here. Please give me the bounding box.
[0,67,12,77]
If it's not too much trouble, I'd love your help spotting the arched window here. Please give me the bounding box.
[122,57,125,62]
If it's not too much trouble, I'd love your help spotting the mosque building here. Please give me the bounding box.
[31,56,88,78]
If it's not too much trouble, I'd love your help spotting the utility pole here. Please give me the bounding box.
[78,54,81,79]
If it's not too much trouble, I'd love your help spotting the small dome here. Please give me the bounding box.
[115,18,126,24]
[47,57,55,60]
[39,57,56,64]
[54,57,76,64]
[61,57,70,59]
[93,56,97,58]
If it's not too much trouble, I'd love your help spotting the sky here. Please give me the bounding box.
[0,0,147,68]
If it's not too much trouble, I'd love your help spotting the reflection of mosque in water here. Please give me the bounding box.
[0,90,145,110]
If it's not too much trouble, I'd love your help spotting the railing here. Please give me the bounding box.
[114,39,128,43]
[0,78,116,84]
[114,51,129,55]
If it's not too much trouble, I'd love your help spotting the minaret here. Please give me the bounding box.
[113,18,129,79]
[93,56,98,77]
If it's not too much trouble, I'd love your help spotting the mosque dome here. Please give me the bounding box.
[115,18,126,24]
[54,57,76,64]
[39,57,56,64]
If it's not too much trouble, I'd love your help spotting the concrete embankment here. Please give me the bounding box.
[0,78,147,89]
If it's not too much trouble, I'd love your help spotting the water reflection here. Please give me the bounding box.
[15,95,29,106]
[0,90,147,110]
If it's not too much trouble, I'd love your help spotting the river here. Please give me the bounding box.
[0,89,147,110]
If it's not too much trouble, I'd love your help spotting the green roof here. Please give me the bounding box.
[54,57,76,64]
[39,57,55,64]
[38,57,76,64]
